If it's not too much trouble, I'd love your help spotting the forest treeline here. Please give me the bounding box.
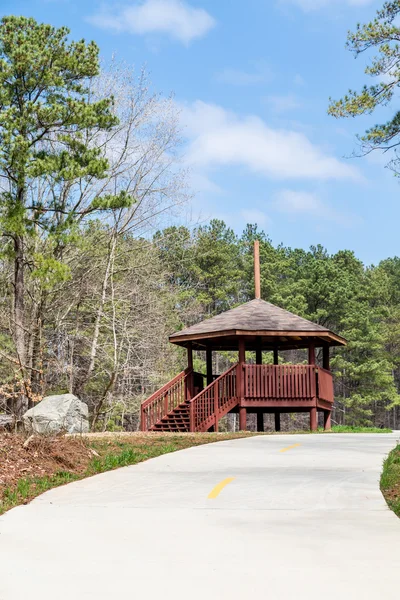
[0,16,399,432]
[2,215,400,430]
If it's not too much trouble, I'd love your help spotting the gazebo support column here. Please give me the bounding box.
[206,346,217,431]
[256,338,264,432]
[275,412,281,432]
[273,347,280,431]
[238,338,247,431]
[257,413,264,432]
[308,342,317,431]
[323,345,330,371]
[308,343,315,366]
[186,342,194,401]
[273,347,278,366]
[206,345,213,387]
[324,410,332,431]
[310,407,317,432]
[255,340,262,366]
[239,407,247,431]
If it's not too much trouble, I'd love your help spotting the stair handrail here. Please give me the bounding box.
[189,363,238,431]
[141,368,192,431]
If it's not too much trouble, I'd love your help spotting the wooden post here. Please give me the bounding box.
[140,406,145,431]
[189,402,195,432]
[239,407,247,431]
[257,412,264,432]
[256,348,262,364]
[310,407,317,431]
[206,345,213,386]
[324,410,332,431]
[254,240,261,300]
[239,337,246,365]
[256,337,262,366]
[273,347,279,433]
[273,347,279,365]
[275,412,281,432]
[256,337,263,430]
[164,391,169,416]
[308,343,316,366]
[187,342,194,400]
[214,380,219,432]
[323,346,330,371]
[309,342,317,431]
[238,338,246,431]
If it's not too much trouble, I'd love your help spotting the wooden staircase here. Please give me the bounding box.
[152,400,191,432]
[141,364,238,433]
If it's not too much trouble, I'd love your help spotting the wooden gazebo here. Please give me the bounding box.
[141,242,346,433]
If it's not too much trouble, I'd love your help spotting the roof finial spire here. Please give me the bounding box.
[254,240,261,300]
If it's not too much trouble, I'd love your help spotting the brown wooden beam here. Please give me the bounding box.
[275,412,281,432]
[323,346,330,371]
[214,380,219,432]
[308,343,316,366]
[256,337,262,365]
[254,240,261,300]
[257,412,264,432]
[310,407,317,431]
[241,399,314,408]
[239,406,247,431]
[206,345,213,386]
[324,410,332,431]
[170,329,347,346]
[239,337,246,364]
[187,342,194,400]
[273,347,279,365]
[238,338,246,430]
[317,398,333,410]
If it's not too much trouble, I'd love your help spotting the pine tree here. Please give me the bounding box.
[0,17,131,414]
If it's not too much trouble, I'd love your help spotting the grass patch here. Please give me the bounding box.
[329,425,392,434]
[381,444,400,518]
[1,471,80,515]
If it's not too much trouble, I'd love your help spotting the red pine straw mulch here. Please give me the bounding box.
[0,433,92,493]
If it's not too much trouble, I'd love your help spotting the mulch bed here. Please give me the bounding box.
[0,433,92,493]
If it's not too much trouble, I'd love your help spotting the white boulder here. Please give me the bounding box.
[23,393,89,435]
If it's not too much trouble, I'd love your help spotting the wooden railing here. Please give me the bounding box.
[141,369,191,431]
[244,364,316,400]
[190,364,238,431]
[317,367,334,403]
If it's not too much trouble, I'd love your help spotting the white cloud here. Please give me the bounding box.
[282,0,373,10]
[189,171,224,194]
[216,63,273,86]
[88,0,215,44]
[264,93,301,113]
[272,189,358,226]
[273,189,322,212]
[179,101,360,181]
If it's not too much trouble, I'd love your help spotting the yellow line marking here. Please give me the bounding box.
[208,477,235,499]
[280,443,301,453]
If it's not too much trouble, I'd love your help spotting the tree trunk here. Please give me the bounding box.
[79,233,117,394]
[14,234,28,417]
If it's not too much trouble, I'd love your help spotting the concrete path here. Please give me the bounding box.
[1,433,400,600]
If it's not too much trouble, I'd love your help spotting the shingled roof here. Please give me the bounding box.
[169,299,346,349]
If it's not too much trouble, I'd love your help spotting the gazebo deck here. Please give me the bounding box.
[141,362,334,433]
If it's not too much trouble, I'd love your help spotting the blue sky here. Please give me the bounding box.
[2,0,399,264]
